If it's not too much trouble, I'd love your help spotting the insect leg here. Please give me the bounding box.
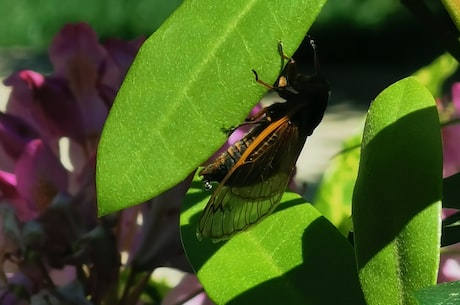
[221,119,261,136]
[251,69,274,90]
[277,42,296,84]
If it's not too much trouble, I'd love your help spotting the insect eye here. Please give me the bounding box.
[278,76,288,87]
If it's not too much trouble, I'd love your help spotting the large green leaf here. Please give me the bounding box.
[352,77,442,305]
[181,174,365,305]
[96,0,327,215]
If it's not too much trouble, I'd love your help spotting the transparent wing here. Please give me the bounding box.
[197,117,305,242]
[197,171,290,241]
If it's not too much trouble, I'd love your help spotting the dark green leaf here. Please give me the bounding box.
[412,53,458,97]
[181,175,365,305]
[96,0,328,215]
[443,173,460,209]
[441,211,460,247]
[442,221,460,247]
[352,77,442,305]
[414,281,460,305]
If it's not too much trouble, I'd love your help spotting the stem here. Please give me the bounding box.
[441,117,460,127]
[119,268,135,305]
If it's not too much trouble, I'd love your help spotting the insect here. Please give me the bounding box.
[197,38,330,242]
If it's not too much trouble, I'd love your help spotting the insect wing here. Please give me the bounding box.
[198,171,289,241]
[198,116,304,241]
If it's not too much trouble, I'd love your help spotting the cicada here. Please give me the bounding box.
[197,39,330,242]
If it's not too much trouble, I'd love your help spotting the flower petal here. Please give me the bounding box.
[49,22,109,141]
[15,139,68,213]
[0,171,34,221]
[441,125,460,177]
[4,71,84,146]
[451,82,460,112]
[0,113,40,161]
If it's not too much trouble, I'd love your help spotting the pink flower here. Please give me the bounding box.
[0,113,40,163]
[0,22,150,304]
[0,21,212,305]
[436,84,460,283]
[0,171,34,222]
[15,140,68,216]
[4,23,144,166]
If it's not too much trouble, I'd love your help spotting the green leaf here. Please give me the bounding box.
[442,0,460,32]
[441,209,460,247]
[414,281,460,305]
[181,175,365,305]
[352,77,443,305]
[96,0,328,215]
[443,172,460,209]
[314,131,363,236]
[412,53,458,97]
[442,217,460,246]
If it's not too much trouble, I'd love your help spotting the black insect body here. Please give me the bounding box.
[198,39,330,241]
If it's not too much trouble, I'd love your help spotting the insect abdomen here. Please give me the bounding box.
[199,136,254,183]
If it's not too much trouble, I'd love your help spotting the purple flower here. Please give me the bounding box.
[437,82,460,177]
[15,140,68,216]
[0,21,215,305]
[436,83,460,283]
[0,22,159,304]
[0,113,40,164]
[4,23,143,159]
[438,209,460,283]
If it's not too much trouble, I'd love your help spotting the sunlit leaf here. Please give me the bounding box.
[412,52,458,97]
[97,0,328,215]
[353,77,442,305]
[180,174,365,305]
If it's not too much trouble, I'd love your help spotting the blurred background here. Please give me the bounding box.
[0,0,451,199]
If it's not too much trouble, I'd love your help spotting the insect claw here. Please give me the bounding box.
[277,41,283,56]
[221,126,236,136]
[252,69,274,90]
[277,41,290,61]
